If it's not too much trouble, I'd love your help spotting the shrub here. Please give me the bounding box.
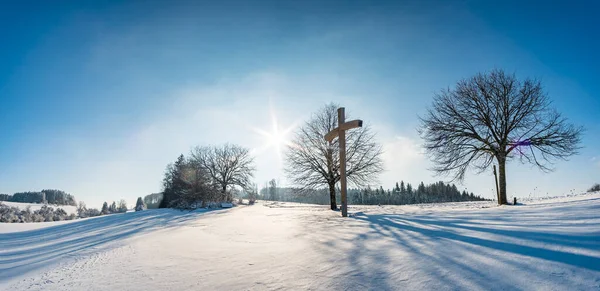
[0,203,77,223]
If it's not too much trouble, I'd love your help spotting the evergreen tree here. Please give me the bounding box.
[160,154,187,208]
[109,201,117,213]
[101,202,109,215]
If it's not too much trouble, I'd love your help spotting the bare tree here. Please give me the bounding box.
[285,103,384,210]
[419,69,583,204]
[190,144,255,202]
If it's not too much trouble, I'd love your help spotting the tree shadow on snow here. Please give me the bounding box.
[0,208,227,283]
[307,200,600,290]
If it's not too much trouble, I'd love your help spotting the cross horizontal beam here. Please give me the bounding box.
[324,119,363,142]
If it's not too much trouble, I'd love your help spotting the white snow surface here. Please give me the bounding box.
[1,193,599,290]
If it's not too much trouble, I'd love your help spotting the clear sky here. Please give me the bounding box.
[1,0,599,208]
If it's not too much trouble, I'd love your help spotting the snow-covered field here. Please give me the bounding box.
[1,193,599,290]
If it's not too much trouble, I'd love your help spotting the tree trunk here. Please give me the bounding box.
[329,182,337,210]
[498,156,508,205]
[222,185,228,202]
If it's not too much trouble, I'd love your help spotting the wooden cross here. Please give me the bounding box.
[324,107,363,217]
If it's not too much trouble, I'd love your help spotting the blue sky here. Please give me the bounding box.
[1,0,598,207]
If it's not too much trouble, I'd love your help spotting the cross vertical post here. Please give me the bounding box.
[324,106,363,217]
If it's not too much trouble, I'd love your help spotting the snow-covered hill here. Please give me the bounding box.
[1,193,599,290]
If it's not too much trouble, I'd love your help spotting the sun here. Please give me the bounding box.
[267,129,287,150]
[250,107,297,159]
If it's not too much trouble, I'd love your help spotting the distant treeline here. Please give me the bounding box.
[259,180,488,205]
[0,189,76,206]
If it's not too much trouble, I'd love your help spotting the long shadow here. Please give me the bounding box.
[353,214,600,272]
[0,208,226,283]
[404,215,600,249]
[304,199,600,289]
[364,216,495,289]
[306,215,497,290]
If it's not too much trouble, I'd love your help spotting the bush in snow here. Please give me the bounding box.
[80,207,101,218]
[76,201,102,218]
[135,197,146,211]
[0,202,77,223]
[36,205,57,222]
[52,208,68,221]
[0,203,19,222]
[86,208,102,217]
[170,199,193,210]
[245,183,258,205]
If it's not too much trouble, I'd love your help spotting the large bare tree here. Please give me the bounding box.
[419,69,583,204]
[190,144,255,202]
[285,103,384,210]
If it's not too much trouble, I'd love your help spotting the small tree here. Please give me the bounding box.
[77,201,87,218]
[109,201,117,213]
[117,199,128,213]
[419,69,582,204]
[160,154,188,208]
[135,197,146,211]
[86,208,101,217]
[101,202,109,215]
